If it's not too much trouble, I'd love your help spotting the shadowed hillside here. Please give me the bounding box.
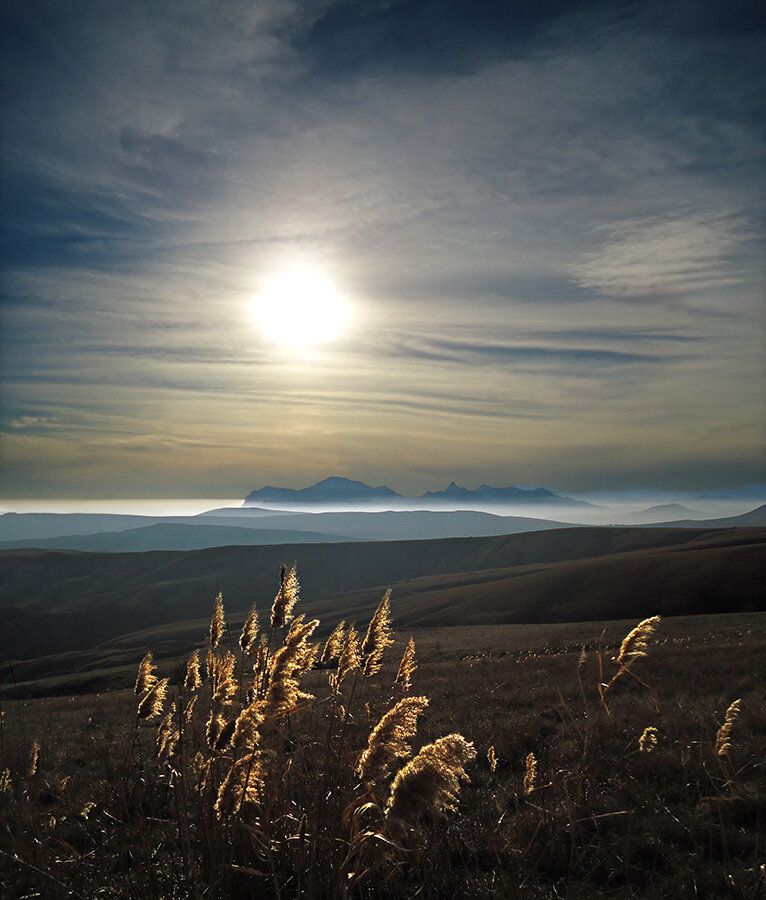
[0,508,570,549]
[0,523,357,552]
[1,526,763,663]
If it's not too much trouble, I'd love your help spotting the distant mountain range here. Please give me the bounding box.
[243,476,592,508]
[243,477,400,505]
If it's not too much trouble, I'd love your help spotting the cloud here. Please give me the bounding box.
[569,211,759,299]
[390,336,675,368]
[4,416,59,430]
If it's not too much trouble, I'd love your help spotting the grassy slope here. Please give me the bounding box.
[1,527,763,686]
[2,611,764,897]
[4,526,761,615]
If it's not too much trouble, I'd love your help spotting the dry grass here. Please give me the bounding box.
[1,570,765,899]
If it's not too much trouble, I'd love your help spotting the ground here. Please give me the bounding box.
[1,611,765,898]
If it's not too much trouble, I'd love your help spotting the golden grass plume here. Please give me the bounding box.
[229,696,264,753]
[361,589,394,677]
[157,702,179,761]
[184,650,202,692]
[357,695,429,782]
[251,633,269,685]
[210,592,225,649]
[206,650,238,749]
[320,620,346,666]
[523,752,538,795]
[137,678,169,720]
[385,733,476,826]
[134,652,157,696]
[215,752,265,819]
[330,624,360,692]
[28,741,40,778]
[394,637,417,692]
[262,617,319,722]
[184,694,198,726]
[79,801,97,820]
[715,698,742,758]
[240,604,259,655]
[639,726,660,753]
[615,615,661,669]
[271,562,300,630]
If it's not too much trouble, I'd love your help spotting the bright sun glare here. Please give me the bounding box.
[255,270,350,346]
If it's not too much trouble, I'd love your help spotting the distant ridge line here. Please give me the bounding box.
[243,475,592,507]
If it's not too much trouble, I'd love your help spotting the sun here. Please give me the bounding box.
[255,269,350,347]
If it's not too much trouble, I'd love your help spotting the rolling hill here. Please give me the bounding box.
[657,503,766,528]
[1,526,763,668]
[0,509,571,551]
[0,523,357,552]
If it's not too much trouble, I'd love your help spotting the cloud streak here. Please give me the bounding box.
[570,211,759,299]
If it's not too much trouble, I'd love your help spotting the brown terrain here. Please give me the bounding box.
[1,526,764,897]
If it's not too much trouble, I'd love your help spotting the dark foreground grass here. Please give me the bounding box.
[1,604,764,899]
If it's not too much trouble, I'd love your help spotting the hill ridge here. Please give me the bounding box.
[1,526,764,664]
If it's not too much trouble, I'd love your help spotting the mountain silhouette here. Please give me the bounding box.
[243,476,400,505]
[243,476,592,507]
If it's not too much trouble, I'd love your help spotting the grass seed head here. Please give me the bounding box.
[362,589,395,677]
[385,733,476,826]
[331,624,361,691]
[79,801,97,820]
[209,593,225,649]
[28,741,40,778]
[184,650,202,692]
[320,620,346,666]
[715,698,742,758]
[230,698,265,752]
[639,726,660,753]
[394,637,417,692]
[134,652,157,696]
[271,562,300,629]
[262,618,319,722]
[184,694,198,725]
[252,633,269,683]
[157,702,179,760]
[206,650,238,748]
[357,695,429,782]
[616,616,661,668]
[523,752,538,795]
[138,678,169,720]
[240,604,259,655]
[215,753,265,819]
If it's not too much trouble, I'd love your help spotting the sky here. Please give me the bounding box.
[1,0,764,500]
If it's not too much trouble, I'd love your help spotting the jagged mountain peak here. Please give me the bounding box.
[243,477,592,508]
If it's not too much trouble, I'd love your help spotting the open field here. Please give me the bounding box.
[1,609,764,898]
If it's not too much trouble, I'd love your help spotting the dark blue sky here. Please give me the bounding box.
[1,0,764,498]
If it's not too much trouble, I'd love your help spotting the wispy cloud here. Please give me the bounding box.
[4,416,59,431]
[570,211,759,299]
